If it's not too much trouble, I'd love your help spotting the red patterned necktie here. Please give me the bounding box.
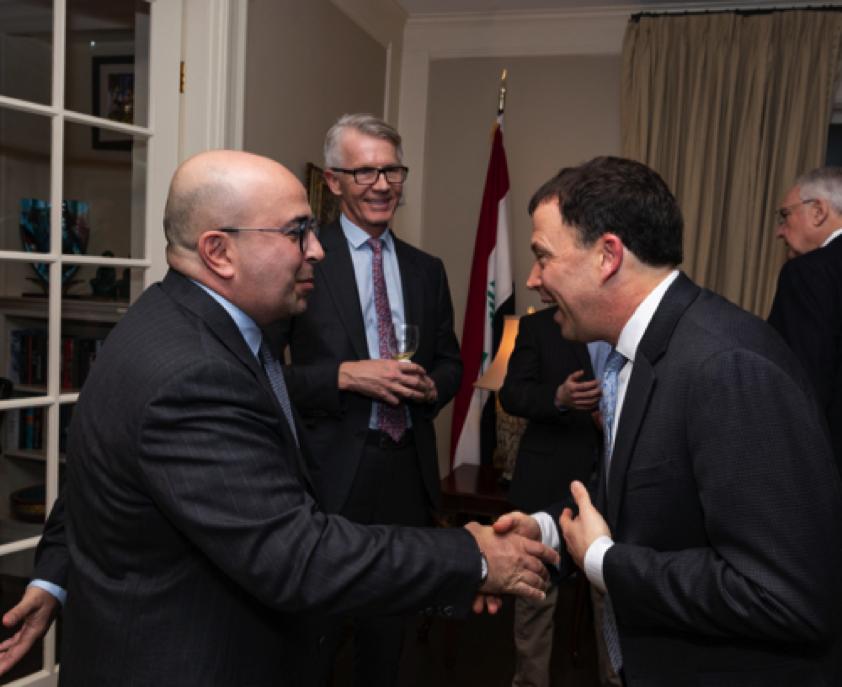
[368,237,407,442]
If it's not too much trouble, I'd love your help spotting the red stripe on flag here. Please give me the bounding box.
[450,124,511,465]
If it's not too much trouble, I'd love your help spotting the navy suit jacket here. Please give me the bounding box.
[768,233,842,471]
[34,270,480,686]
[266,220,462,515]
[547,273,842,686]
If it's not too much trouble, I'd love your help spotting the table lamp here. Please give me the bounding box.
[474,313,530,483]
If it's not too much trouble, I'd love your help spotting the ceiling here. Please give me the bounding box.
[395,0,829,15]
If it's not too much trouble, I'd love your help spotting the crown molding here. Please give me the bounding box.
[331,0,408,48]
[404,9,627,57]
[403,1,836,57]
[405,0,830,24]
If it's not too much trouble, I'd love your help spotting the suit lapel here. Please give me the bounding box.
[161,270,317,496]
[605,273,699,527]
[394,237,423,328]
[606,357,654,527]
[317,222,370,361]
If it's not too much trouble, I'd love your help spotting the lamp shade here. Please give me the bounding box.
[474,315,520,392]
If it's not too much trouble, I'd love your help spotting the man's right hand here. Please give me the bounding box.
[0,586,61,676]
[338,359,429,404]
[464,521,559,601]
[555,370,601,410]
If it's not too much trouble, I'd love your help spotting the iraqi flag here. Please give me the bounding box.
[450,114,514,469]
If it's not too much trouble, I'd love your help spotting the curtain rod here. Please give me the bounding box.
[630,5,842,22]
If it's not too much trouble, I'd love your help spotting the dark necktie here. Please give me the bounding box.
[368,237,407,442]
[599,348,627,674]
[258,339,299,447]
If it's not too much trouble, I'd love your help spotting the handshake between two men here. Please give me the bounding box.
[473,479,605,614]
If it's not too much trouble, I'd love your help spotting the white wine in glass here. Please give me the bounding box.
[391,324,419,362]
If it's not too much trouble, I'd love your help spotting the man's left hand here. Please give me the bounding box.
[559,481,611,569]
[0,586,61,676]
[417,373,437,404]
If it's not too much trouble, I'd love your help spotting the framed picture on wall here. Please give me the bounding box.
[91,55,135,151]
[306,163,341,227]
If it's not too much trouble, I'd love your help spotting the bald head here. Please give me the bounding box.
[161,150,323,326]
[164,150,303,259]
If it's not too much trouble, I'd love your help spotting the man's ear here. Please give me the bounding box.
[197,231,236,279]
[323,169,343,197]
[599,234,623,282]
[811,197,830,227]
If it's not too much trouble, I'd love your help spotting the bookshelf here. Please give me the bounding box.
[0,296,125,575]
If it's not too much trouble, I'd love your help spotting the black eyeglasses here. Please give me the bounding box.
[219,217,320,253]
[330,166,409,186]
[775,199,816,226]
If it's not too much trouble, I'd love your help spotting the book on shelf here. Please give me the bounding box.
[3,405,74,453]
[8,330,105,391]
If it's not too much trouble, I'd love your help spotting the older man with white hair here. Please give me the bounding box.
[769,166,842,470]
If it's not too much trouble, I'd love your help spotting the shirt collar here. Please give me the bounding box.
[192,280,262,357]
[615,270,680,364]
[340,214,394,252]
[822,227,842,247]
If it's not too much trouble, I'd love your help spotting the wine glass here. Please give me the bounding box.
[391,323,419,362]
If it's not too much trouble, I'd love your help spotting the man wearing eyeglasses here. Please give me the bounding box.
[769,166,842,471]
[266,114,462,687]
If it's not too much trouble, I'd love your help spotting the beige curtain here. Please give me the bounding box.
[622,11,842,317]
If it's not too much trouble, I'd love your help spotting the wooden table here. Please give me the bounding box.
[439,464,510,523]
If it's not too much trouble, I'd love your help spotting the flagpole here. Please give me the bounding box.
[498,70,507,116]
[451,75,515,469]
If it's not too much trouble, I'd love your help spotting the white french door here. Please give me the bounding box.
[0,0,181,683]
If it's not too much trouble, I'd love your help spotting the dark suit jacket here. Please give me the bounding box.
[34,270,480,687]
[768,233,842,471]
[266,220,462,515]
[547,273,842,686]
[498,306,600,513]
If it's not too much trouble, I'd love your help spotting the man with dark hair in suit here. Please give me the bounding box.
[499,300,612,687]
[768,166,842,471]
[493,156,842,686]
[0,150,559,685]
[266,114,462,687]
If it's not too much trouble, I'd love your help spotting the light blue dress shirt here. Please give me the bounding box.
[30,281,264,607]
[339,215,411,430]
[587,341,612,381]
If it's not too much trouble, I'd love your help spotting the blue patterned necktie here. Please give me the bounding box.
[599,347,627,675]
[368,238,407,442]
[258,340,299,447]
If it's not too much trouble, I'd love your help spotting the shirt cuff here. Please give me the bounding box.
[28,579,67,607]
[583,535,614,593]
[533,511,561,553]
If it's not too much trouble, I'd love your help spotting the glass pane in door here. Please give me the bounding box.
[65,0,151,128]
[0,0,54,106]
[0,107,52,254]
[64,120,147,262]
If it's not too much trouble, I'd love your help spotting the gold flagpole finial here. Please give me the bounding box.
[498,69,507,115]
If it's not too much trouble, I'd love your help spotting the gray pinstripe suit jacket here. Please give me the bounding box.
[547,273,842,686]
[34,270,480,686]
